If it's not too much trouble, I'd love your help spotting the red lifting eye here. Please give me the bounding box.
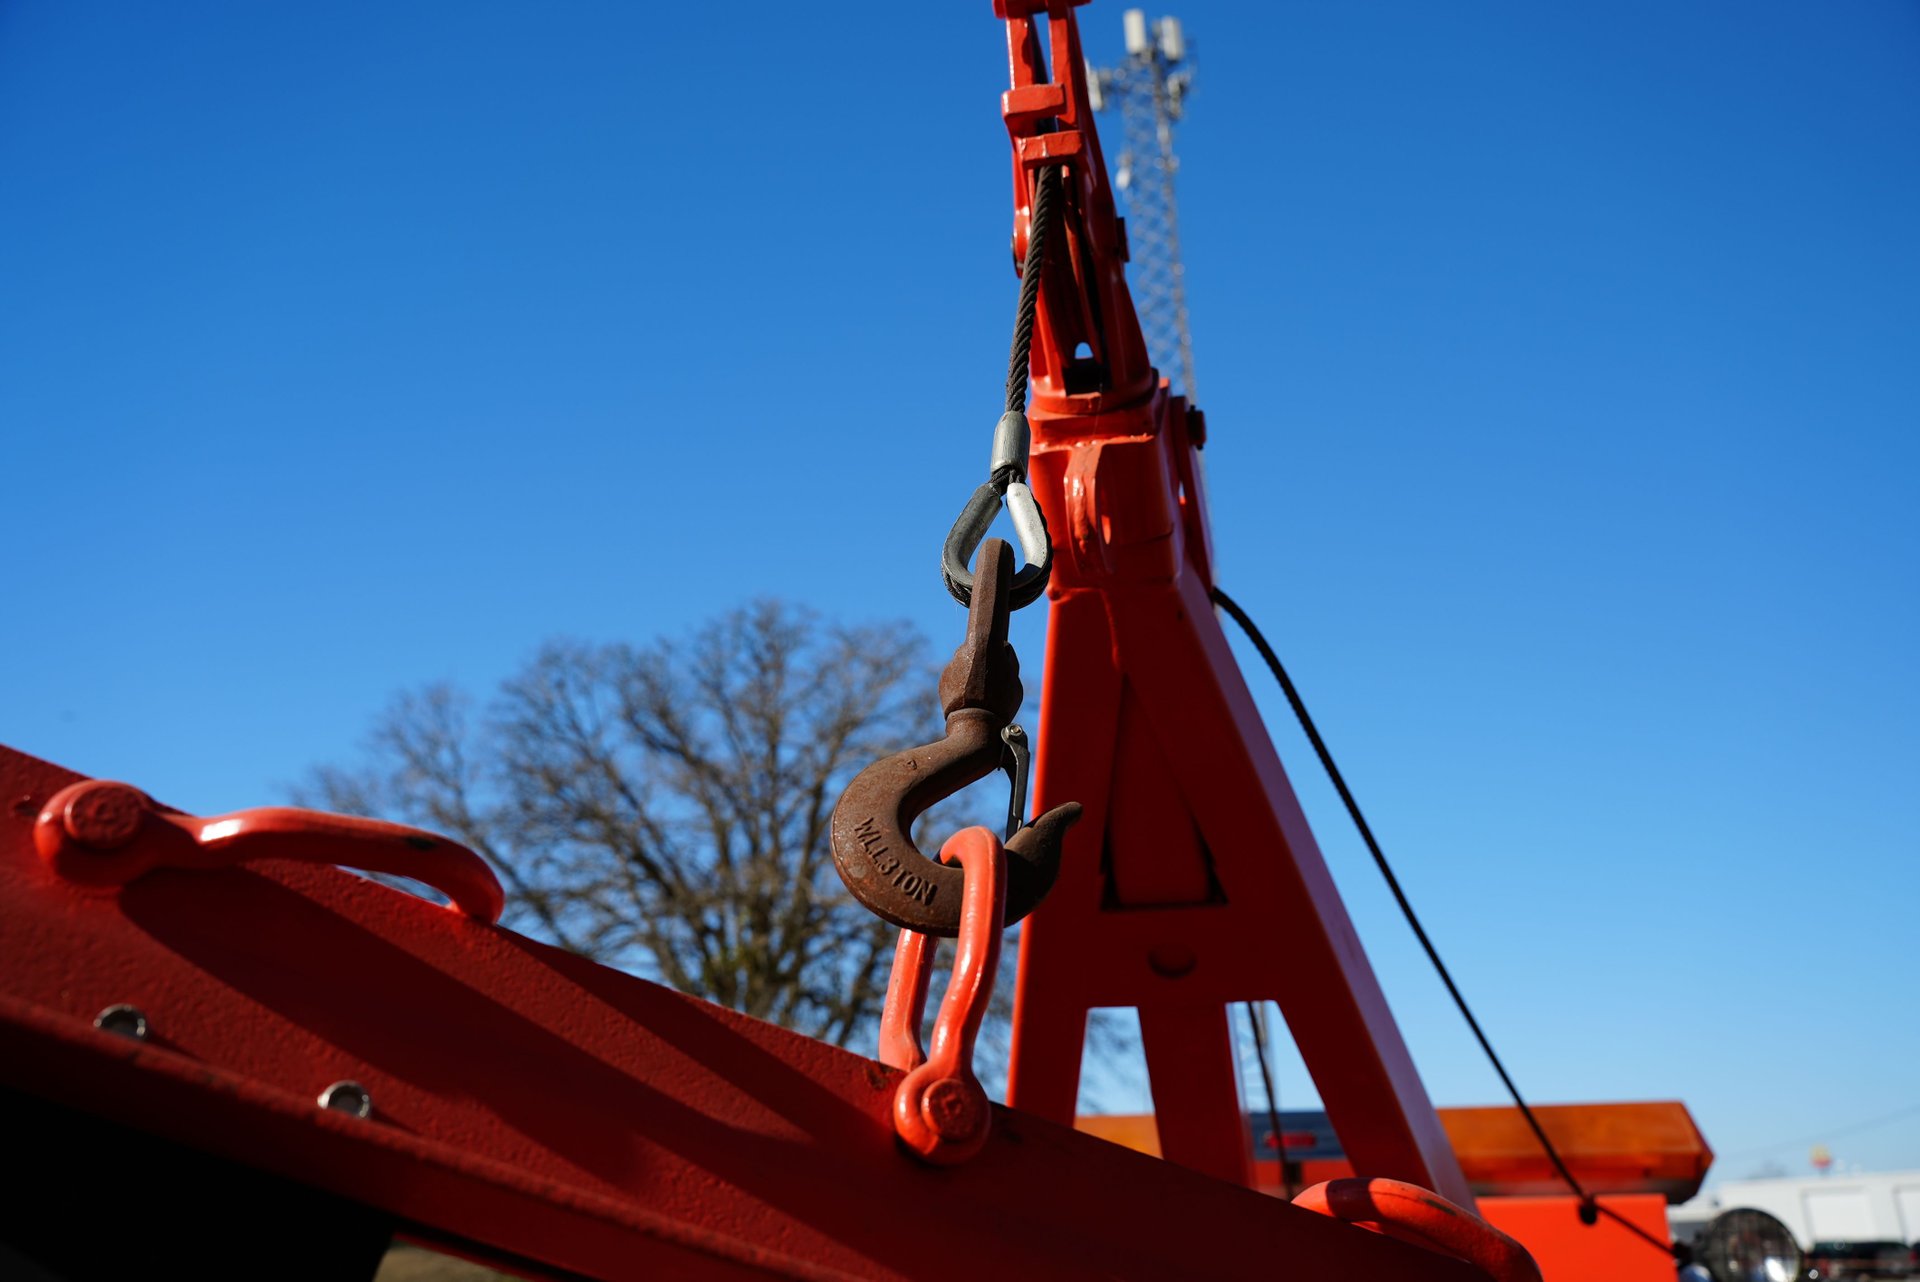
[35,778,504,923]
[1294,1179,1544,1282]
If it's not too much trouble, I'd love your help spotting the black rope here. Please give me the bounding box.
[1211,584,1679,1260]
[1005,165,1062,418]
[1243,1001,1291,1198]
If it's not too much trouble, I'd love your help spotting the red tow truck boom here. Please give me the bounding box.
[0,3,1706,1279]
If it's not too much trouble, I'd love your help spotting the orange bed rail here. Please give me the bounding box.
[1077,1100,1712,1202]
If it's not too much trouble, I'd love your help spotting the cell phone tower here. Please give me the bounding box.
[1090,9,1198,402]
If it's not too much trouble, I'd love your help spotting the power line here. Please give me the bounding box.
[1717,1103,1920,1163]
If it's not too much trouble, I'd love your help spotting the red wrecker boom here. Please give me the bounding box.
[0,4,1703,1279]
[995,4,1698,1275]
[997,0,1475,1198]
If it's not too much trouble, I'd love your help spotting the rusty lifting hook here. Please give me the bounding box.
[830,539,1080,936]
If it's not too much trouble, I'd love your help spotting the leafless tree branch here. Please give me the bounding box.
[299,601,989,1051]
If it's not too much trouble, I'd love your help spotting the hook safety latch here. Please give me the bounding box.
[878,826,1006,1165]
[942,411,1052,610]
[34,778,504,922]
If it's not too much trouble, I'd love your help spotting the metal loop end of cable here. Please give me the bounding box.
[943,412,1051,610]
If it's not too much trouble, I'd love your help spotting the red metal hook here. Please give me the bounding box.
[34,778,504,923]
[877,826,1006,1165]
[1292,1179,1543,1282]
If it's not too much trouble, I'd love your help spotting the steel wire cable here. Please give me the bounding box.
[1244,1001,1291,1198]
[1211,585,1679,1260]
[1005,166,1062,418]
[941,164,1064,611]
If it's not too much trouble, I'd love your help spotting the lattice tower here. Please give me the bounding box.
[1091,11,1197,402]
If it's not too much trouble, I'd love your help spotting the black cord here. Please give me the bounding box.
[1243,1001,1291,1198]
[1211,584,1678,1259]
[1005,165,1061,417]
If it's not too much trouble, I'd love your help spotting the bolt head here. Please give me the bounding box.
[318,1081,372,1119]
[920,1077,984,1141]
[62,782,146,851]
[1147,944,1197,978]
[93,1004,149,1041]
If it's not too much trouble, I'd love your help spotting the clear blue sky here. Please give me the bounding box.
[4,1,1915,1183]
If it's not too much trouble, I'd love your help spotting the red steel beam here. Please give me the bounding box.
[0,743,1483,1281]
[996,1,1473,1206]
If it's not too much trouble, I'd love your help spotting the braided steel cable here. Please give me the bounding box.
[944,165,1065,611]
[1005,165,1062,417]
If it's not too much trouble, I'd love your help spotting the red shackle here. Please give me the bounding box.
[877,826,1007,1165]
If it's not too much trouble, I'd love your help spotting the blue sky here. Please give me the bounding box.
[4,1,1915,1183]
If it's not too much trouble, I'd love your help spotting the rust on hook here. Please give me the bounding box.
[830,539,1080,936]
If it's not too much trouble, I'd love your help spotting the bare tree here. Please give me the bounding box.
[301,601,962,1048]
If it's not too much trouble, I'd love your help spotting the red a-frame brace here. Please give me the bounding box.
[997,0,1474,1207]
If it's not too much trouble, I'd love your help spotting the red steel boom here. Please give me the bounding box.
[997,0,1473,1203]
[0,4,1704,1279]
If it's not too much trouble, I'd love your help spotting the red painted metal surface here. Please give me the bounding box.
[0,743,1489,1280]
[1293,1180,1543,1282]
[880,827,1006,1165]
[1072,1114,1682,1277]
[997,0,1474,1208]
[1477,1195,1676,1282]
[995,0,1153,410]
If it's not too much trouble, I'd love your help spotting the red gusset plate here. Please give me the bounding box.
[0,743,1481,1281]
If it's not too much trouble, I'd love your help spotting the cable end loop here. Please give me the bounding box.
[943,479,1052,611]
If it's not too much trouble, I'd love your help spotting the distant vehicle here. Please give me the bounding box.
[1669,1170,1920,1256]
[1802,1239,1918,1280]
